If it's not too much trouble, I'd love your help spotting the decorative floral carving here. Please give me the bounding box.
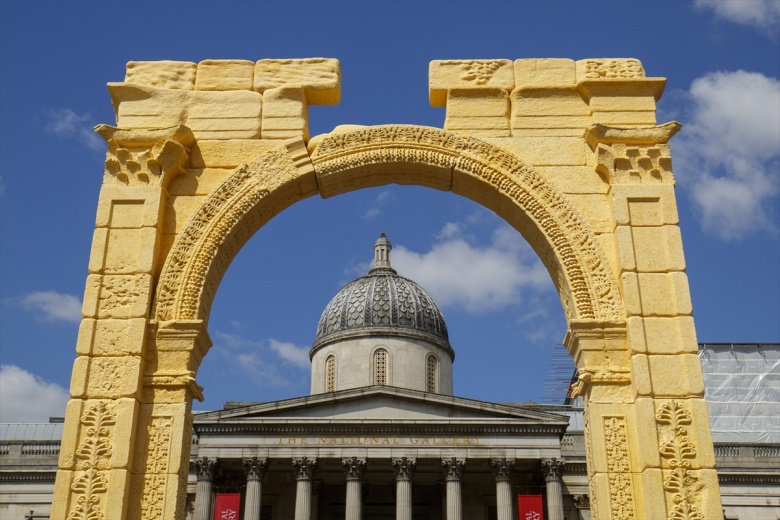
[583,59,644,79]
[342,457,367,480]
[656,401,704,520]
[459,60,502,85]
[490,458,515,482]
[596,143,675,184]
[601,416,635,520]
[139,417,173,519]
[310,126,623,323]
[541,458,565,482]
[67,403,116,520]
[292,457,317,480]
[442,457,466,481]
[193,456,218,481]
[392,457,417,481]
[243,457,269,482]
[95,125,193,188]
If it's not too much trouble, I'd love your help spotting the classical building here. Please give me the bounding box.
[2,236,778,520]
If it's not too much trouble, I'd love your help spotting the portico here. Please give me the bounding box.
[187,386,570,520]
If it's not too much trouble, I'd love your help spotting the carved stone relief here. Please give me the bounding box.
[67,403,116,520]
[581,59,644,79]
[391,457,416,481]
[656,401,703,520]
[603,416,636,520]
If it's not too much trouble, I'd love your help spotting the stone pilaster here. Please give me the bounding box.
[293,457,317,520]
[342,457,366,520]
[243,457,268,520]
[442,457,465,520]
[392,457,417,520]
[192,457,218,520]
[541,458,565,520]
[490,458,515,520]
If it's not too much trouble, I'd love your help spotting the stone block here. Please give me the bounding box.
[483,136,586,166]
[95,186,165,229]
[510,90,588,116]
[446,88,510,117]
[70,356,143,399]
[576,58,646,81]
[82,274,153,319]
[643,354,705,397]
[167,167,233,196]
[164,195,206,235]
[565,193,613,234]
[76,318,148,357]
[592,110,657,126]
[622,272,692,317]
[104,468,132,517]
[261,87,309,140]
[195,59,254,91]
[189,140,278,168]
[254,58,341,105]
[125,61,196,90]
[89,227,159,274]
[636,467,667,520]
[429,59,514,106]
[186,90,262,139]
[514,58,576,87]
[632,398,662,469]
[589,95,658,112]
[533,166,609,194]
[616,225,686,273]
[510,115,592,130]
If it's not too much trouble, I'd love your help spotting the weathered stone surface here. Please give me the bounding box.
[125,60,196,90]
[190,140,278,168]
[514,58,576,87]
[254,58,340,105]
[195,59,254,91]
[261,87,309,140]
[429,59,514,106]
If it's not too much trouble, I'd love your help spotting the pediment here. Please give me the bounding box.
[194,386,569,426]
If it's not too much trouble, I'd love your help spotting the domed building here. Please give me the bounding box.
[185,235,576,520]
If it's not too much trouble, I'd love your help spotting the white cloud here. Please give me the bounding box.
[391,224,552,313]
[211,331,310,387]
[361,190,391,219]
[43,108,104,151]
[268,339,311,369]
[10,291,82,323]
[0,365,69,422]
[695,0,780,35]
[672,70,780,240]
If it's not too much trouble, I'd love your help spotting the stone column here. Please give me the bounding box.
[343,457,366,520]
[490,458,515,520]
[193,457,218,520]
[392,457,417,520]
[541,458,565,520]
[293,457,318,520]
[243,457,269,520]
[442,458,465,520]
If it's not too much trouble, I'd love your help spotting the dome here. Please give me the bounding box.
[311,234,452,357]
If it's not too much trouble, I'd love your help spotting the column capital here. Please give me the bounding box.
[490,458,515,482]
[342,457,367,481]
[442,457,466,481]
[293,457,318,481]
[573,494,590,510]
[193,456,219,482]
[541,458,566,482]
[243,457,269,482]
[392,457,417,481]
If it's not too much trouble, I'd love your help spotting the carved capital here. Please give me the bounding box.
[292,457,317,481]
[490,458,515,482]
[392,457,417,482]
[95,124,194,188]
[541,458,565,482]
[193,457,218,482]
[243,457,268,482]
[442,457,466,482]
[573,494,591,509]
[342,457,366,481]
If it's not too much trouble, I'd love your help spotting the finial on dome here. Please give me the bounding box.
[372,233,394,272]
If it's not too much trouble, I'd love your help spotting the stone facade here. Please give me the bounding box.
[35,57,732,518]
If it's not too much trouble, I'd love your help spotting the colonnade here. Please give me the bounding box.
[192,456,566,520]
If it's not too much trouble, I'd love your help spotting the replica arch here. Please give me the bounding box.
[52,58,724,520]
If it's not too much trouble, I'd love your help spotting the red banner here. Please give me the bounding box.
[213,493,241,520]
[517,495,544,520]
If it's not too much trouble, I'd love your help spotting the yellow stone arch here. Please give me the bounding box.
[52,58,724,520]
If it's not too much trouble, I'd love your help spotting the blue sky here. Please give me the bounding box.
[1,1,778,422]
